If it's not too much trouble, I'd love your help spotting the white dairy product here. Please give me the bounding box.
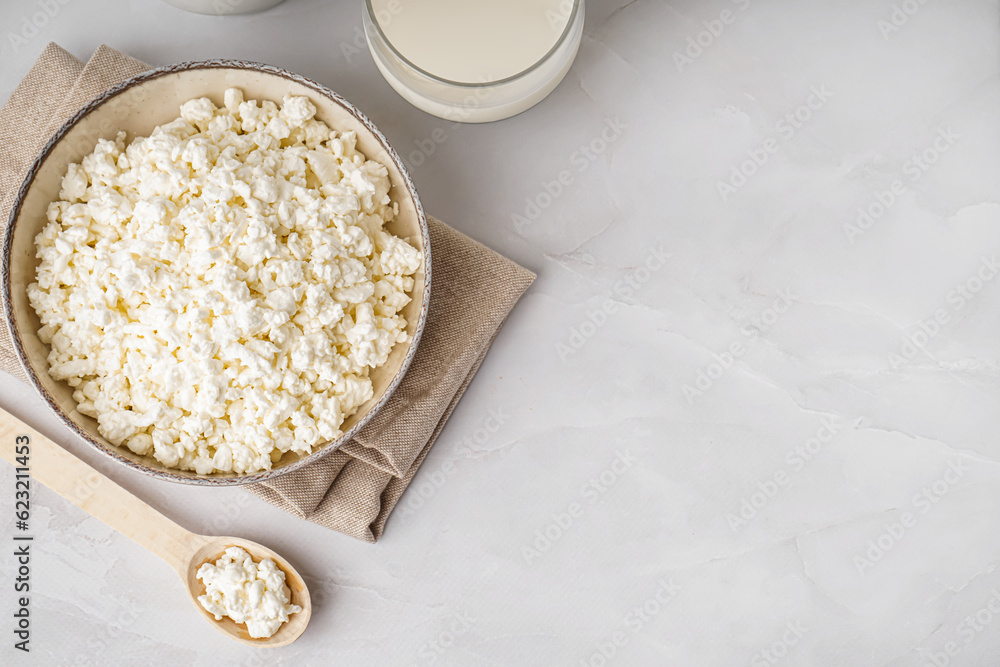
[27,89,422,474]
[365,0,584,123]
[197,547,302,639]
[371,0,572,84]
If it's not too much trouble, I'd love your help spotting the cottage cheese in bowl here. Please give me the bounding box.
[26,89,422,475]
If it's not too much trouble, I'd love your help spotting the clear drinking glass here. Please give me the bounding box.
[364,0,585,123]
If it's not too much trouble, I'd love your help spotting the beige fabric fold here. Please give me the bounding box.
[0,44,535,542]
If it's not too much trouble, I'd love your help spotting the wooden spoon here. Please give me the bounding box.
[0,406,311,647]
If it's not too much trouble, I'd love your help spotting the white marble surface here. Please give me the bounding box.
[1,0,1000,665]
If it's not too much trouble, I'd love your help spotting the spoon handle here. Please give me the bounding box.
[0,406,205,572]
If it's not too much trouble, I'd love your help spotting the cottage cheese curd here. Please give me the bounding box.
[197,547,302,639]
[27,89,422,474]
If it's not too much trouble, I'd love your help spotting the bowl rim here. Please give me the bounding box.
[1,58,432,486]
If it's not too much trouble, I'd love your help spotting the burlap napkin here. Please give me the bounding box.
[0,44,535,543]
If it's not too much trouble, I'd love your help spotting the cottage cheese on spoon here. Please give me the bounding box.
[197,546,302,639]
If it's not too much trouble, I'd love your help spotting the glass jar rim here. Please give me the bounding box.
[364,0,583,89]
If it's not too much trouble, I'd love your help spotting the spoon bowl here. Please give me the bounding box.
[184,536,312,647]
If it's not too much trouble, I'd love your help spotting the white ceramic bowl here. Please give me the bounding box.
[2,60,431,485]
[160,0,286,16]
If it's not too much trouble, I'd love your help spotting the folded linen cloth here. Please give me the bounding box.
[0,44,535,542]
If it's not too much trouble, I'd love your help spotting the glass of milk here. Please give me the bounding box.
[364,0,585,123]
